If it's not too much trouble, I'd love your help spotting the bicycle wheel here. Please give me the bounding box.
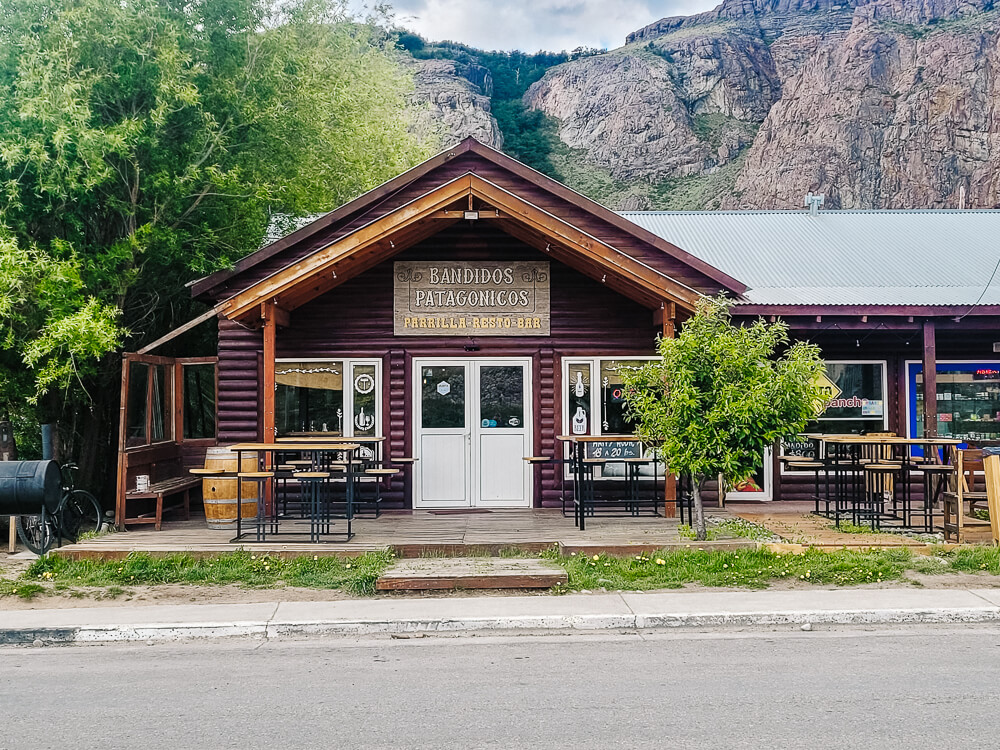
[60,490,103,541]
[16,515,53,555]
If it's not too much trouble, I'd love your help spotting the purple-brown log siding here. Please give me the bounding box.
[216,224,659,508]
[218,319,263,444]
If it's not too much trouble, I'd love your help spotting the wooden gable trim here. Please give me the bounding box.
[217,173,702,322]
[193,138,745,301]
[190,141,483,299]
[218,174,475,320]
[469,177,701,307]
[458,140,746,294]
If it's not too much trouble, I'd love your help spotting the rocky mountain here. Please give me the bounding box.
[407,58,503,150]
[411,0,1000,210]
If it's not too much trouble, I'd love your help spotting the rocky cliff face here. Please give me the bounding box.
[520,0,1000,209]
[408,59,503,150]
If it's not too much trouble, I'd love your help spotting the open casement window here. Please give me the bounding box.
[119,354,218,450]
[275,359,382,439]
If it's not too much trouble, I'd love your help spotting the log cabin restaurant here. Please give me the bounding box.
[116,138,1000,526]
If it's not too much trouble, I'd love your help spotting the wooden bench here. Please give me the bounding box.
[120,442,201,531]
[124,475,198,531]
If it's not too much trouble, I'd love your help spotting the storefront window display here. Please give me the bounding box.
[908,361,1000,445]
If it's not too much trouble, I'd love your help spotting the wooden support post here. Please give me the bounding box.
[261,302,278,514]
[922,319,937,437]
[262,302,278,443]
[8,518,16,553]
[657,301,678,517]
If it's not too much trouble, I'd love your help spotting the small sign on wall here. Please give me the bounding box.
[394,261,550,336]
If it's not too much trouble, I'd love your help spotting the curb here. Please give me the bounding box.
[5,607,1000,646]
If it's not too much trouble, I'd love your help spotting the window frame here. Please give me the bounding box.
[274,357,383,439]
[905,358,1000,445]
[561,355,659,480]
[781,359,888,471]
[561,356,660,438]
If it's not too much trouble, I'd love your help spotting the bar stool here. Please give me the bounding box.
[785,458,830,516]
[917,463,953,533]
[860,462,902,530]
[620,457,652,516]
[577,458,606,528]
[294,471,331,542]
[189,467,234,531]
[238,471,275,540]
[364,468,400,517]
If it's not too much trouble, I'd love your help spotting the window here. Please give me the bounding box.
[783,360,888,462]
[123,356,216,450]
[125,362,149,448]
[562,357,659,479]
[907,360,1000,444]
[807,361,888,435]
[183,363,216,440]
[563,358,656,437]
[275,359,381,438]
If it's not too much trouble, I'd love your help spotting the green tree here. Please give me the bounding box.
[0,0,430,484]
[621,297,825,540]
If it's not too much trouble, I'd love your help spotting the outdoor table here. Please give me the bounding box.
[226,441,361,543]
[556,435,658,531]
[804,435,962,530]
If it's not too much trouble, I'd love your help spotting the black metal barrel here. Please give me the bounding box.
[0,460,61,516]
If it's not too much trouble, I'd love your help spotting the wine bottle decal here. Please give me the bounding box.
[574,371,586,397]
[572,406,588,435]
[355,406,375,431]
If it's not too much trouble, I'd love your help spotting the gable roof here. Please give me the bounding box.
[192,138,745,304]
[623,210,1000,309]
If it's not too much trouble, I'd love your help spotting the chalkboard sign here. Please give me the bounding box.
[584,441,642,459]
[783,437,816,459]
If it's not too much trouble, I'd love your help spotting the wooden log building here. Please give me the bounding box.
[115,138,1000,526]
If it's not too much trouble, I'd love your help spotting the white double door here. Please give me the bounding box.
[413,358,532,508]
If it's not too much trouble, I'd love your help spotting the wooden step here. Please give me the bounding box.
[375,557,568,591]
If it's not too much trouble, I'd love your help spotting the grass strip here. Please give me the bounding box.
[15,549,395,598]
[542,546,920,591]
[5,546,1000,602]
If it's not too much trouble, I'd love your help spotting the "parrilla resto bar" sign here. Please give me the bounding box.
[393,261,551,336]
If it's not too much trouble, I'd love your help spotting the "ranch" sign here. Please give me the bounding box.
[393,261,551,336]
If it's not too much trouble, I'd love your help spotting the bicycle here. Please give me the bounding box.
[15,463,103,554]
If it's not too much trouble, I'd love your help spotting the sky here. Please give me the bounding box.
[351,1,722,52]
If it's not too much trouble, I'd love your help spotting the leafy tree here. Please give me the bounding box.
[621,297,825,540]
[0,0,430,483]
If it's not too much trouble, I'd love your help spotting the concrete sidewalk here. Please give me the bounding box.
[4,588,1000,645]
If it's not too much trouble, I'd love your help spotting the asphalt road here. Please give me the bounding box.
[3,627,1000,749]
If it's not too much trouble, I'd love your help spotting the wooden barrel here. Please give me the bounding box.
[201,447,259,530]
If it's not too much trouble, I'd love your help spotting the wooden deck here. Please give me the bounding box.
[53,509,753,560]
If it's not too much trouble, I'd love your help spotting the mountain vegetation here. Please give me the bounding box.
[0,0,431,483]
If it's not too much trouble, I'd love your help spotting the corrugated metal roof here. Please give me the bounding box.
[620,210,1000,307]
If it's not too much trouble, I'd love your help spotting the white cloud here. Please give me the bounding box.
[355,1,721,52]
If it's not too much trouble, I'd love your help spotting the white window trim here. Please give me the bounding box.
[561,356,659,480]
[275,357,382,438]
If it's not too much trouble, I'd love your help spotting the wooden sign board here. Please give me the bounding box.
[394,261,550,336]
[584,440,642,459]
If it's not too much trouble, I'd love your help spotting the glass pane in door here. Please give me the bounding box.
[421,366,466,428]
[479,366,524,429]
